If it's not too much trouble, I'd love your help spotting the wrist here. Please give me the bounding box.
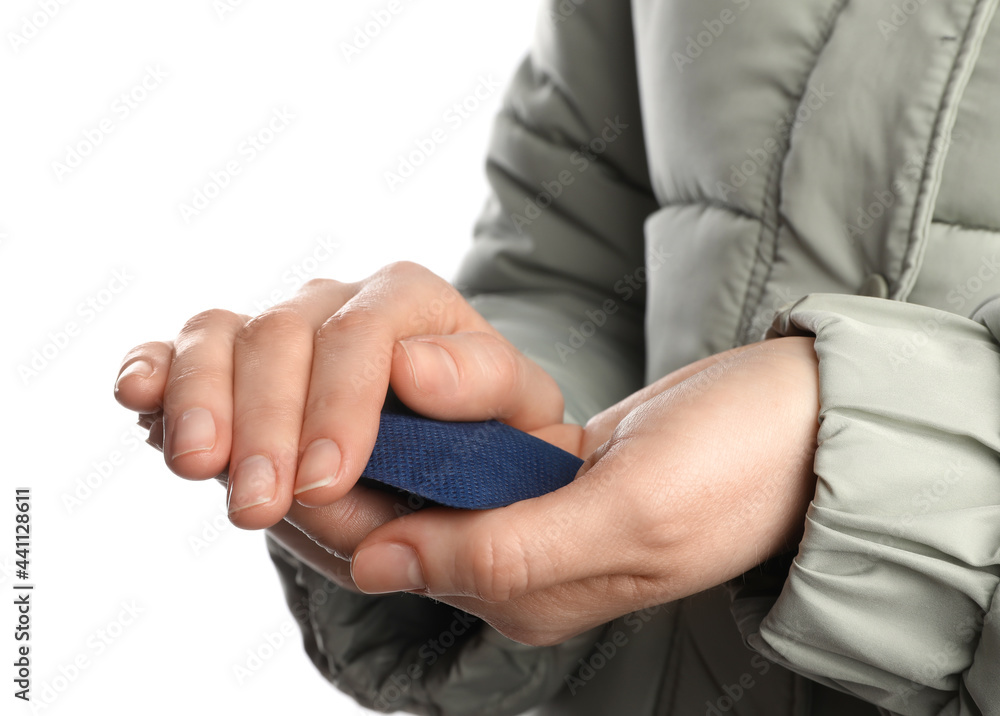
[745,336,821,553]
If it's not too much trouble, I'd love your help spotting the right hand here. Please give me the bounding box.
[113,261,580,530]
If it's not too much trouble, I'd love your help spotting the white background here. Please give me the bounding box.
[2,0,539,713]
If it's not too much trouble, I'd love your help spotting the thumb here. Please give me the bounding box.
[390,331,565,432]
[348,455,640,599]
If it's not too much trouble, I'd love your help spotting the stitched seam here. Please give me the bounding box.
[894,0,999,299]
[735,0,851,346]
[931,219,1000,236]
[494,107,655,200]
[654,197,762,223]
[486,157,641,267]
[498,58,658,201]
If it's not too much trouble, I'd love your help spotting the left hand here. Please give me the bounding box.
[274,336,821,646]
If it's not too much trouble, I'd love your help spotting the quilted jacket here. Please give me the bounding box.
[266,0,1000,713]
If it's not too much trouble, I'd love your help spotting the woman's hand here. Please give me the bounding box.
[113,261,578,530]
[282,336,821,645]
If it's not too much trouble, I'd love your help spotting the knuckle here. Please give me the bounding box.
[164,362,230,393]
[381,259,427,281]
[301,277,335,293]
[179,308,239,336]
[500,342,527,390]
[298,277,356,307]
[302,390,341,417]
[462,523,531,603]
[236,309,311,346]
[316,306,381,342]
[120,341,168,368]
[233,402,305,433]
[470,332,520,388]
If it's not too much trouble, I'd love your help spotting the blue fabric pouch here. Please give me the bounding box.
[359,395,584,510]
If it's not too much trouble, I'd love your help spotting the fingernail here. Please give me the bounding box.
[294,439,341,495]
[170,407,217,459]
[228,455,276,514]
[352,543,425,594]
[146,417,164,452]
[115,359,153,392]
[399,340,459,393]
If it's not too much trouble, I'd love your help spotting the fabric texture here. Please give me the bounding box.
[265,0,1000,713]
[360,410,583,510]
[267,537,605,716]
[730,293,1000,716]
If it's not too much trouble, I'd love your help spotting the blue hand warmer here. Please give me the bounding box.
[359,409,584,510]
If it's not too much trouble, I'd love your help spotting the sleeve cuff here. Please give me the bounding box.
[730,293,1000,715]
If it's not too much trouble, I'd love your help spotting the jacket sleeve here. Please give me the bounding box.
[266,1,659,714]
[450,0,659,425]
[729,292,1000,716]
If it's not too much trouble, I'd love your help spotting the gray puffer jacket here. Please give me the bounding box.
[266,0,1000,713]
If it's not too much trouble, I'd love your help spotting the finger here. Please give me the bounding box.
[294,262,519,504]
[162,309,247,481]
[282,482,414,560]
[526,423,584,457]
[113,341,174,413]
[389,330,565,430]
[265,520,364,593]
[348,452,641,600]
[227,283,356,529]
